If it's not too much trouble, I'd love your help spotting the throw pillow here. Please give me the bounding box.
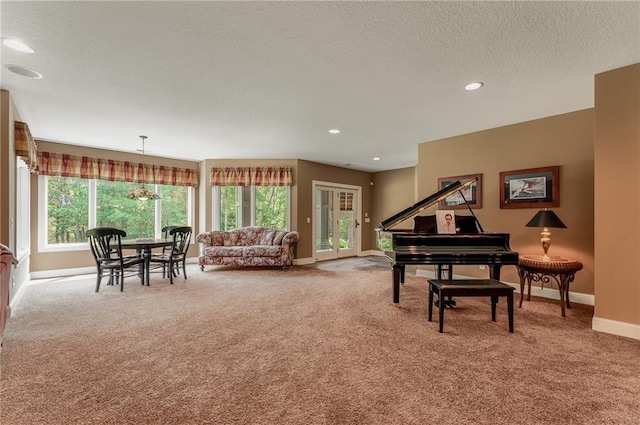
[260,230,276,245]
[273,231,286,245]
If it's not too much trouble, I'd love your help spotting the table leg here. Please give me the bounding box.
[558,275,567,317]
[428,282,434,322]
[562,273,572,309]
[145,248,151,286]
[507,292,514,333]
[517,267,526,308]
[438,288,444,333]
[136,248,145,285]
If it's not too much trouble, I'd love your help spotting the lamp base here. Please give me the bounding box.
[540,227,551,260]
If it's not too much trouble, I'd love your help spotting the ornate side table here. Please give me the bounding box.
[516,255,583,317]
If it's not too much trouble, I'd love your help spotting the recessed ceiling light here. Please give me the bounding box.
[373,157,380,161]
[465,82,484,91]
[5,64,42,79]
[328,129,340,134]
[2,38,34,53]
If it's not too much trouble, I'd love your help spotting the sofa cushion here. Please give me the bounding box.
[260,229,276,245]
[273,231,287,245]
[211,231,225,246]
[220,232,240,246]
[243,246,284,257]
[204,246,245,257]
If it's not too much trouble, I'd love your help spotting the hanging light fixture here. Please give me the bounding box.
[126,135,160,201]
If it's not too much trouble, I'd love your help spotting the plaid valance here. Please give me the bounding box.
[210,167,292,186]
[37,151,199,187]
[15,121,38,173]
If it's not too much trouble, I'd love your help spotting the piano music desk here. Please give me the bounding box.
[428,279,515,333]
[516,255,583,317]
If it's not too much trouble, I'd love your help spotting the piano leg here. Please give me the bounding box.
[392,264,402,304]
[434,265,456,308]
[490,265,502,281]
[490,265,504,306]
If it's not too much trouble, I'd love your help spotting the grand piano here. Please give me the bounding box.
[376,178,519,305]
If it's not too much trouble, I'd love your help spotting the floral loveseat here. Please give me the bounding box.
[196,226,299,270]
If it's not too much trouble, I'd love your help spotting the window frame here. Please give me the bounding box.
[212,185,290,231]
[38,175,194,252]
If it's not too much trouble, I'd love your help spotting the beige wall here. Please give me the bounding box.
[594,63,640,327]
[29,140,201,272]
[412,109,595,294]
[370,166,416,234]
[294,160,373,259]
[0,90,17,249]
[371,112,596,293]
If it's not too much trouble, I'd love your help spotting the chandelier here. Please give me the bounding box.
[126,135,160,201]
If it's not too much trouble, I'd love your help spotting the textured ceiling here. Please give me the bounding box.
[1,1,639,172]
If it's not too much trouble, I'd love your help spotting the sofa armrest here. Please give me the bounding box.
[281,231,300,246]
[196,232,213,247]
[197,231,226,248]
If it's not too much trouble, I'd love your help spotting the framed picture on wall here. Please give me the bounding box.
[437,173,482,209]
[499,165,559,209]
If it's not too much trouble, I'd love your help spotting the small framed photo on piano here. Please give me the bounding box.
[437,173,482,209]
[499,165,559,209]
[436,210,457,234]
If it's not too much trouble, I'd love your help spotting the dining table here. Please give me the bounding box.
[120,238,173,286]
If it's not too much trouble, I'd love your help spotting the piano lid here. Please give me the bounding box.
[377,178,478,231]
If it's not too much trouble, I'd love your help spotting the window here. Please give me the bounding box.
[214,186,289,231]
[40,175,193,250]
[47,176,89,244]
[96,180,155,239]
[16,159,31,258]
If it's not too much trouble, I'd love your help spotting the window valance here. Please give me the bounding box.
[14,121,38,172]
[210,167,292,186]
[37,152,199,187]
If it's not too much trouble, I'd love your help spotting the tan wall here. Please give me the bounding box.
[29,141,200,272]
[414,109,595,294]
[295,160,373,259]
[370,166,416,234]
[0,90,16,248]
[594,63,640,326]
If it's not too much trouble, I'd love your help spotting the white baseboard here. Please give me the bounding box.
[294,250,383,266]
[592,316,640,340]
[29,257,200,280]
[8,278,28,317]
[30,266,96,279]
[293,257,315,265]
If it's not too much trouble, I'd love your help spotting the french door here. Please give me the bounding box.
[313,182,360,261]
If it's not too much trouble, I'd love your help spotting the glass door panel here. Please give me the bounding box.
[314,185,359,261]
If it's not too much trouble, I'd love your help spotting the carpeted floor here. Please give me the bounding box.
[1,259,639,424]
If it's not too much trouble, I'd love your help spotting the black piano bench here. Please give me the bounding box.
[427,279,515,333]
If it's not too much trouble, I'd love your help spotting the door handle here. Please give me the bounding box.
[355,219,360,228]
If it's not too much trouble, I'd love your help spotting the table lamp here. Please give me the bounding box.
[525,209,566,260]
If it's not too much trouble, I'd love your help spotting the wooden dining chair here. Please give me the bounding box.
[149,226,192,284]
[87,227,145,292]
[160,225,179,260]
